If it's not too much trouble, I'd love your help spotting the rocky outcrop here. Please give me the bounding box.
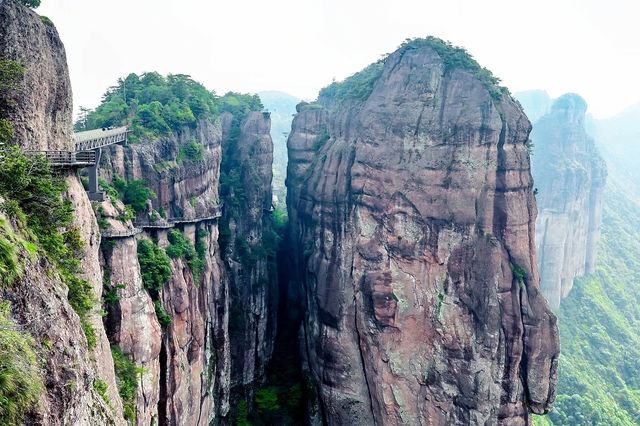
[286,39,559,425]
[531,94,607,309]
[0,0,73,151]
[0,1,124,424]
[220,111,278,404]
[99,117,231,424]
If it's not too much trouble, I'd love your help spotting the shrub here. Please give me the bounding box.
[18,0,41,8]
[93,379,110,407]
[0,147,96,346]
[111,346,140,422]
[166,229,203,284]
[255,387,280,413]
[137,239,171,292]
[0,302,43,425]
[113,177,155,213]
[153,300,172,327]
[178,140,204,163]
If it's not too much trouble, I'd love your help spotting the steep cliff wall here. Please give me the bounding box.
[0,0,72,151]
[0,1,124,424]
[286,38,559,425]
[219,111,278,404]
[99,117,231,425]
[531,94,607,309]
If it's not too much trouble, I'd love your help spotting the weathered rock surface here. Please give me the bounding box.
[286,40,559,425]
[100,118,232,424]
[0,2,124,424]
[0,0,73,151]
[531,94,607,309]
[220,111,278,404]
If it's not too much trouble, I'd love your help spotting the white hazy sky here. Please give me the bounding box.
[39,0,639,119]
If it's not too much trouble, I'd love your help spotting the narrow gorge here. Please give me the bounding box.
[0,1,563,425]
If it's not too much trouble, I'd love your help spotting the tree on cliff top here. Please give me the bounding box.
[18,0,41,8]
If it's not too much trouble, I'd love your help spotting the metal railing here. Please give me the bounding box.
[24,150,96,167]
[101,227,142,239]
[74,126,129,151]
[134,205,223,229]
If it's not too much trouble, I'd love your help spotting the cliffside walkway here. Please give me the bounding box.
[102,205,223,239]
[134,205,224,229]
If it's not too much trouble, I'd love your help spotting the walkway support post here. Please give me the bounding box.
[87,148,105,201]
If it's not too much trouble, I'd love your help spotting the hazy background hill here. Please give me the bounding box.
[259,91,300,206]
[517,91,640,425]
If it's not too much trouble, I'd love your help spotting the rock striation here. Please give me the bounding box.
[0,1,124,424]
[0,0,73,151]
[219,111,278,404]
[286,38,559,425]
[530,94,607,309]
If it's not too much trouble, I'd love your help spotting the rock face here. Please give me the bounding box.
[220,110,278,402]
[286,40,559,425]
[99,117,232,425]
[0,0,73,151]
[531,94,607,309]
[0,2,124,424]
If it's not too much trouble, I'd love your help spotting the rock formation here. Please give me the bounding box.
[219,111,278,403]
[530,94,607,309]
[0,1,124,424]
[286,38,559,425]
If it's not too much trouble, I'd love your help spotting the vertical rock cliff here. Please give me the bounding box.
[0,1,125,424]
[530,94,607,309]
[219,111,278,403]
[286,38,559,425]
[99,118,230,425]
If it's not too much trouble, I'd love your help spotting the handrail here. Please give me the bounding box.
[134,205,223,228]
[101,227,142,239]
[74,126,129,151]
[24,150,96,167]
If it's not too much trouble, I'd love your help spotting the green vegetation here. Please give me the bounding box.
[166,229,204,284]
[236,400,251,426]
[153,300,172,327]
[111,345,141,422]
[76,73,220,142]
[510,262,526,287]
[93,379,111,408]
[137,239,171,292]
[0,60,25,145]
[18,0,41,8]
[0,147,96,347]
[546,182,640,425]
[255,387,280,414]
[318,61,383,104]
[112,177,155,213]
[0,302,42,425]
[177,140,204,163]
[39,16,54,27]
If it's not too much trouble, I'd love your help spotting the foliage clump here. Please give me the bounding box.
[0,302,43,425]
[177,140,204,163]
[111,345,141,422]
[76,73,220,142]
[318,61,384,104]
[18,0,41,8]
[0,147,96,347]
[112,177,155,213]
[166,229,204,284]
[137,239,171,292]
[153,300,172,327]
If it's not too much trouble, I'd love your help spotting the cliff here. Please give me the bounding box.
[286,38,559,425]
[219,111,278,404]
[0,0,72,151]
[531,94,607,309]
[98,118,229,425]
[0,1,124,424]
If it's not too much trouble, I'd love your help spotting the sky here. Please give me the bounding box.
[38,0,640,119]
